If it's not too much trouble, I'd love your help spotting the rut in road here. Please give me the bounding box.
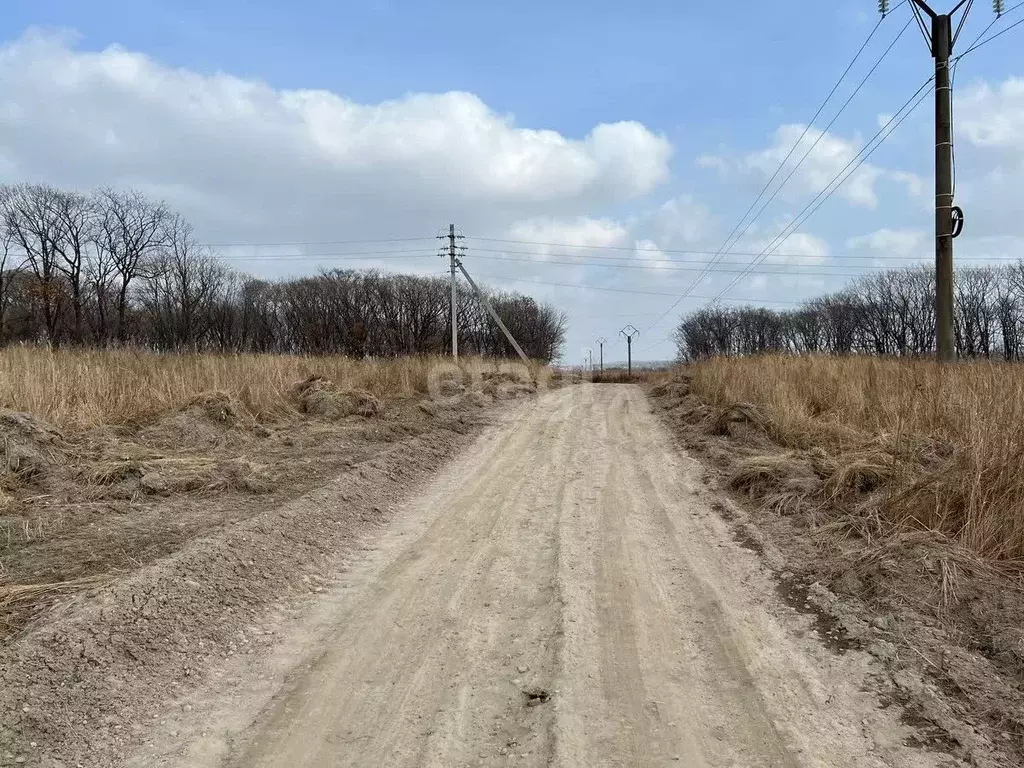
[225,384,957,768]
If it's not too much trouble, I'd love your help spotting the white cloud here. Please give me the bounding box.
[696,154,728,171]
[958,77,1024,152]
[0,30,672,249]
[732,226,830,266]
[633,239,669,271]
[642,194,716,247]
[504,217,629,259]
[704,123,923,209]
[846,228,927,258]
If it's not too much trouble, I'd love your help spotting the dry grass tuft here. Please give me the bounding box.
[712,402,772,437]
[688,355,1024,562]
[0,575,109,635]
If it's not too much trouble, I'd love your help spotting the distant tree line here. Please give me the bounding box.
[0,183,567,361]
[675,263,1024,361]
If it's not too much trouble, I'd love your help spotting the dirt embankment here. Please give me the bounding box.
[649,373,1024,768]
[0,371,537,768]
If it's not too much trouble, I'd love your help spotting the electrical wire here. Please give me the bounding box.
[465,245,1020,264]
[952,0,975,47]
[698,16,912,268]
[712,79,934,303]
[641,13,911,335]
[214,250,438,262]
[198,236,438,248]
[464,239,885,260]
[469,253,922,278]
[698,13,891,267]
[948,0,1024,200]
[910,0,933,47]
[955,12,1024,57]
[469,273,804,305]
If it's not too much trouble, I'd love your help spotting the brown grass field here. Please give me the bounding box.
[0,347,544,634]
[684,355,1024,562]
[0,347,541,430]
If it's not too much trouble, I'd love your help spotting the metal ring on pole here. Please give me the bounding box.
[951,205,964,238]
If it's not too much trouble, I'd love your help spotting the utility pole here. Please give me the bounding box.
[900,0,989,361]
[588,349,593,372]
[438,224,464,359]
[453,258,531,365]
[620,325,639,378]
[597,337,606,372]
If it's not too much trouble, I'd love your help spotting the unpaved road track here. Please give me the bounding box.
[167,385,955,768]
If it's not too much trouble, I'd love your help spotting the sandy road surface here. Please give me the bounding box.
[203,385,955,767]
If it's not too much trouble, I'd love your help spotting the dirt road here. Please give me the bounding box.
[162,385,957,767]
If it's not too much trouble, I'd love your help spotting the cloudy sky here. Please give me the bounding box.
[1,0,1022,363]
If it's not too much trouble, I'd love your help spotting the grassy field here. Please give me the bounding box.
[685,355,1024,562]
[0,347,540,430]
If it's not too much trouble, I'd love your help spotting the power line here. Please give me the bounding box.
[952,0,976,46]
[214,250,438,262]
[199,236,438,248]
[698,15,891,271]
[641,12,910,335]
[467,245,1023,264]
[462,237,843,259]
[471,272,803,305]
[470,253,923,278]
[955,11,1024,56]
[712,78,934,303]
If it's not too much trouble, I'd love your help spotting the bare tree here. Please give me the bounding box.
[95,188,170,343]
[48,189,97,345]
[1,183,67,346]
[140,214,228,350]
[0,222,21,343]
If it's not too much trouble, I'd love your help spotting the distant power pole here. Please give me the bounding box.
[588,348,593,371]
[597,337,606,372]
[896,0,994,361]
[620,325,639,378]
[438,224,465,359]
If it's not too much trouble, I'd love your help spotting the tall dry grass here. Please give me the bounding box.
[689,355,1024,561]
[0,347,533,430]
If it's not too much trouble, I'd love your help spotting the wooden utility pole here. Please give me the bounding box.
[904,0,987,360]
[621,325,639,378]
[597,337,606,372]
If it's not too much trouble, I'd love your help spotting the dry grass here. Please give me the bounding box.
[688,355,1024,561]
[0,347,540,431]
[589,368,665,385]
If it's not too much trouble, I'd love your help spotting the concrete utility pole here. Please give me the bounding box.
[438,224,464,359]
[620,325,639,378]
[597,337,606,373]
[453,258,531,365]
[901,0,986,361]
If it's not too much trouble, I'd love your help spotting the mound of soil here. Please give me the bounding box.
[480,370,536,400]
[291,376,383,419]
[185,391,248,426]
[0,411,63,488]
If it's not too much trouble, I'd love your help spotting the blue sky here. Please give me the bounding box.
[1,0,1022,362]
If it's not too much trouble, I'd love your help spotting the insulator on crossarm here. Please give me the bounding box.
[879,0,890,15]
[994,0,1005,16]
